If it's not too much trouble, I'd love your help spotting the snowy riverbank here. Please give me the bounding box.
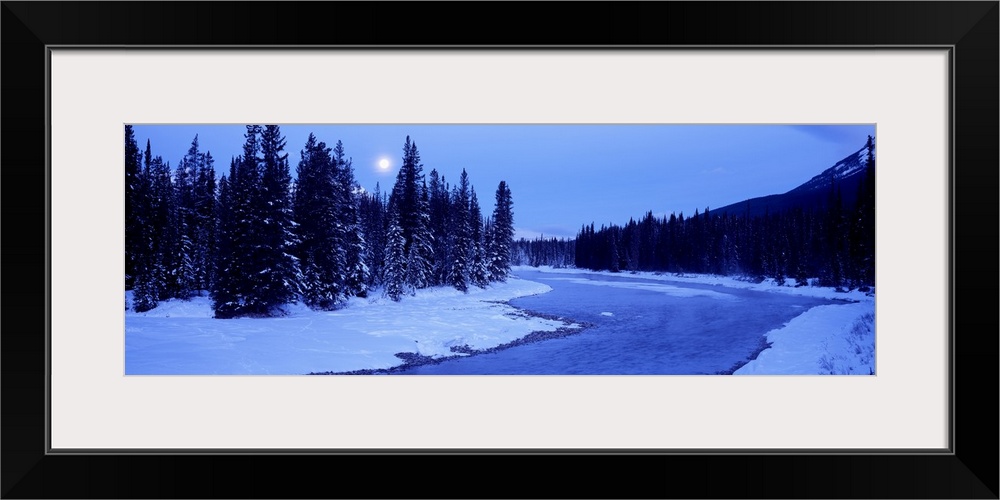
[126,267,875,375]
[125,278,582,375]
[510,266,876,375]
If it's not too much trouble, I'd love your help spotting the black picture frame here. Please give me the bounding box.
[3,2,997,498]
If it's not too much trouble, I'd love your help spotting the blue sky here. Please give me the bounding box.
[130,124,874,239]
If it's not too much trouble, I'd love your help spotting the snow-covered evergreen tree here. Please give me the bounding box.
[448,170,472,292]
[388,136,433,291]
[334,140,371,298]
[359,183,386,288]
[130,138,159,313]
[145,144,174,301]
[212,127,283,317]
[212,148,259,318]
[292,134,346,310]
[255,125,300,312]
[427,169,451,286]
[406,183,434,290]
[124,125,143,290]
[469,187,490,288]
[389,136,422,250]
[229,127,265,314]
[383,204,408,302]
[166,138,199,299]
[482,216,494,275]
[193,150,217,294]
[210,170,237,316]
[488,180,514,282]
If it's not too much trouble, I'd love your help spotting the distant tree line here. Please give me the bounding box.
[125,125,515,317]
[511,236,575,268]
[573,136,876,291]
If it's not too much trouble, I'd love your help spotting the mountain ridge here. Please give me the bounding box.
[711,142,873,218]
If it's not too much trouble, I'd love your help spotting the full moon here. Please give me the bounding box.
[378,158,390,170]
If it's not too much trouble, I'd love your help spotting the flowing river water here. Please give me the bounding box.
[398,270,841,375]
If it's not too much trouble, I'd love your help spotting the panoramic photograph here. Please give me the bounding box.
[124,124,876,375]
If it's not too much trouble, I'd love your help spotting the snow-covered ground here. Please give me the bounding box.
[735,304,875,375]
[125,279,581,375]
[511,266,876,375]
[126,267,875,375]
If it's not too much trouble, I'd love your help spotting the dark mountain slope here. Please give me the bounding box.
[713,143,872,218]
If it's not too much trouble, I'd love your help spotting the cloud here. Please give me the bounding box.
[701,167,729,175]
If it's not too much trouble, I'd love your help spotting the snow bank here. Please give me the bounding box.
[734,303,875,375]
[125,279,579,375]
[125,292,214,318]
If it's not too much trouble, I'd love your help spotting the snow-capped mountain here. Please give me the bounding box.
[713,143,873,218]
[789,143,872,194]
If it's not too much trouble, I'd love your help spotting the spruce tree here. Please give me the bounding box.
[389,136,422,252]
[623,218,639,272]
[257,125,300,312]
[292,134,344,309]
[212,127,269,317]
[860,135,876,289]
[823,178,846,290]
[146,147,175,301]
[387,136,433,291]
[609,227,620,272]
[383,204,408,301]
[448,170,472,292]
[406,182,434,290]
[212,151,256,317]
[335,140,371,298]
[124,125,143,290]
[483,216,495,273]
[360,183,386,288]
[469,187,490,288]
[427,169,451,286]
[166,138,199,300]
[234,127,264,314]
[193,150,217,294]
[488,181,514,282]
[130,140,158,312]
[131,140,160,311]
[211,170,237,316]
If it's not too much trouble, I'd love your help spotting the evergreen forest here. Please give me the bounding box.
[125,125,516,317]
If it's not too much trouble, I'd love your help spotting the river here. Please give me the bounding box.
[397,269,841,375]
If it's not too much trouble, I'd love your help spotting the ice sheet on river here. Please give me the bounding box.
[541,276,739,300]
